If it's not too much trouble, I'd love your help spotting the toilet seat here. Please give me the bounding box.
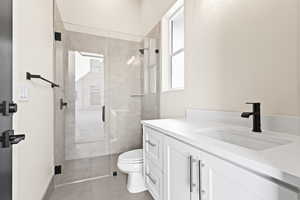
[118,149,143,164]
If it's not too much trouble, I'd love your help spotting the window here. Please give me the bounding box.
[162,2,184,91]
[170,7,184,89]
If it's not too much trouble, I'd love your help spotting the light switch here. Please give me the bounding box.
[19,86,29,101]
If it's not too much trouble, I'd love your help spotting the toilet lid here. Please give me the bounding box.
[119,149,143,163]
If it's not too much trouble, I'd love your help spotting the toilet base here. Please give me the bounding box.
[127,172,147,193]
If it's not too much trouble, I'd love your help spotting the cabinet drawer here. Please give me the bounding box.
[144,127,164,169]
[145,159,163,200]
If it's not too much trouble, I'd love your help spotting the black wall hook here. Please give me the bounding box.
[26,72,59,88]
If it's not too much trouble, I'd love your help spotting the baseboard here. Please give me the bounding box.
[42,176,54,200]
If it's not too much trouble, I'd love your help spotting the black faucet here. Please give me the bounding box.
[241,102,262,133]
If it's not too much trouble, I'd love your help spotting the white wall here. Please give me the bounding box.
[160,91,185,118]
[13,0,54,199]
[56,0,142,38]
[185,0,300,116]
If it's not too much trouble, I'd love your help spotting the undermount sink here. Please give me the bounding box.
[197,127,291,151]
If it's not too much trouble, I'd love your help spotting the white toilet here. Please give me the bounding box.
[117,149,147,193]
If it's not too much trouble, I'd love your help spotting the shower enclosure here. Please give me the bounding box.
[53,7,161,197]
[54,10,144,187]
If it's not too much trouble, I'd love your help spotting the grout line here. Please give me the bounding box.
[55,175,111,188]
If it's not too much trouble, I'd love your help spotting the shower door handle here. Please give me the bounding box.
[102,105,105,122]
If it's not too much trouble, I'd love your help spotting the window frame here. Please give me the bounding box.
[168,6,184,90]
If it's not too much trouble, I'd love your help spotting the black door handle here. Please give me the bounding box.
[60,98,68,110]
[0,101,17,116]
[0,130,25,148]
[102,106,105,122]
[9,134,26,145]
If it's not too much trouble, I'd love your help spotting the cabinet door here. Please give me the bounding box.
[164,136,201,200]
[201,153,299,200]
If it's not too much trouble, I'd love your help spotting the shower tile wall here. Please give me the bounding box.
[141,24,161,120]
[108,38,143,154]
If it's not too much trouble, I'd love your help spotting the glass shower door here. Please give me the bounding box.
[66,51,108,160]
[54,34,113,185]
[53,24,144,189]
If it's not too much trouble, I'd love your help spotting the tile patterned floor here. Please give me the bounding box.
[49,173,153,200]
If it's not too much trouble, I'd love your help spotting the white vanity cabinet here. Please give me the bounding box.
[143,126,300,200]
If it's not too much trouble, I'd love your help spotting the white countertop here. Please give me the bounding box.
[142,119,300,188]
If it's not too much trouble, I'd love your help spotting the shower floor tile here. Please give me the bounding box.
[49,173,153,200]
[55,154,118,185]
